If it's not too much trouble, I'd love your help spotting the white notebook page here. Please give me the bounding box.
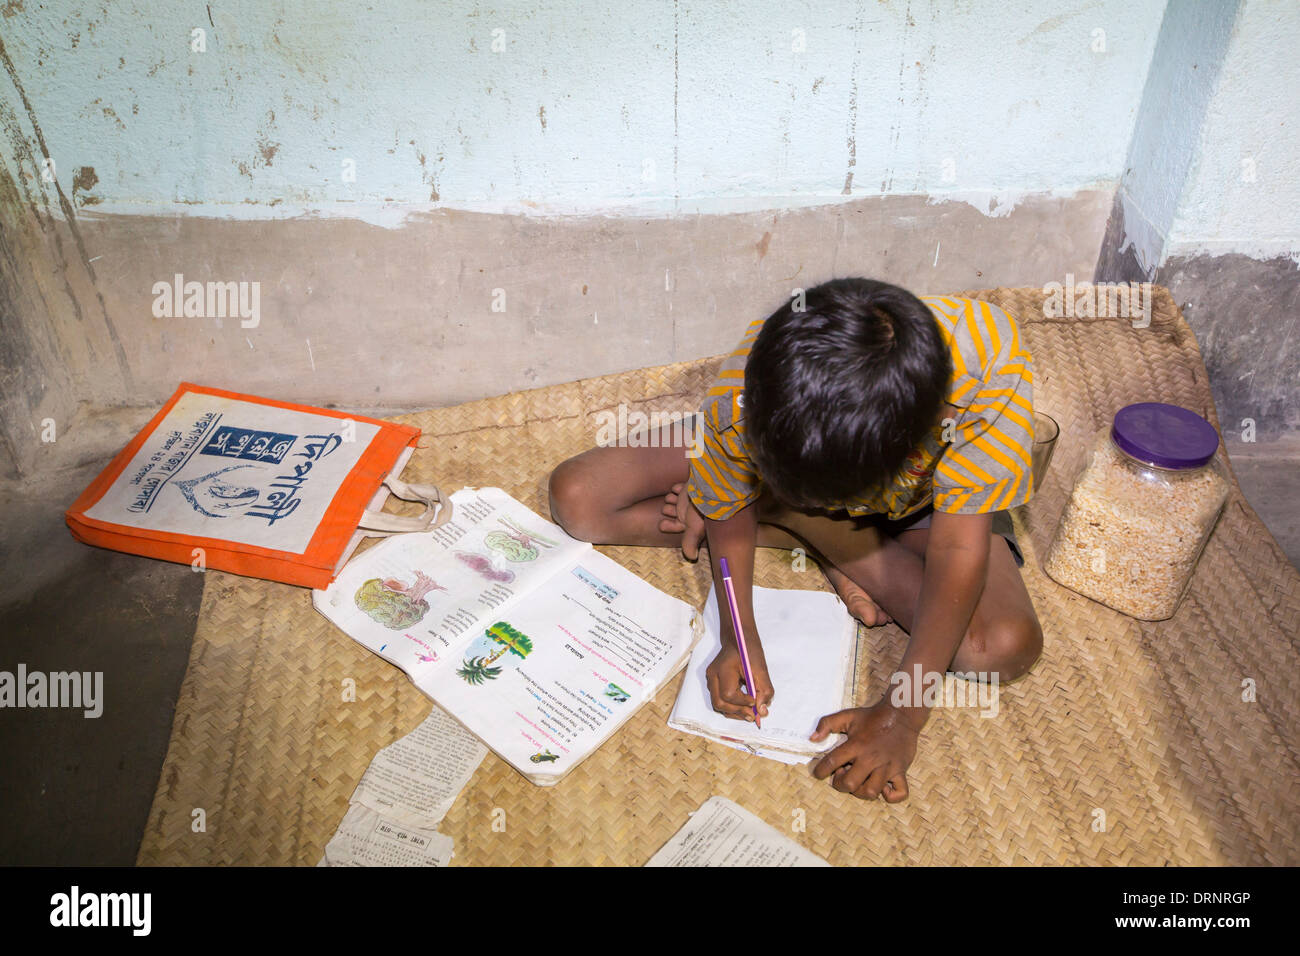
[669,585,857,754]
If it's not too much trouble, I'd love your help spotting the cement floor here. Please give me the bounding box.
[1,440,1296,865]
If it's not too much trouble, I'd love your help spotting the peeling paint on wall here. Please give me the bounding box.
[71,164,98,204]
[1,0,1165,218]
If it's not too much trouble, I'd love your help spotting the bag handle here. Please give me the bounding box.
[357,474,453,536]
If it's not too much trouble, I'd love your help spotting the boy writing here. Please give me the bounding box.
[548,278,1043,802]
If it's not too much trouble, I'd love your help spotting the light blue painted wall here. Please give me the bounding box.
[3,0,1166,216]
[1106,0,1299,267]
[1110,0,1239,273]
[1167,0,1300,258]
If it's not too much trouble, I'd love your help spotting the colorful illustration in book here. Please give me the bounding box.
[604,682,630,703]
[455,656,501,685]
[529,749,559,764]
[453,550,516,584]
[484,516,560,563]
[456,620,534,685]
[174,465,261,517]
[354,571,448,630]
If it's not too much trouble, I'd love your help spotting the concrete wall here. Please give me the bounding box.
[1167,0,1300,259]
[1092,0,1300,442]
[1098,0,1239,278]
[1101,0,1300,264]
[4,0,1163,212]
[1,0,1171,481]
[0,187,1116,482]
[5,0,1296,483]
[1093,0,1299,441]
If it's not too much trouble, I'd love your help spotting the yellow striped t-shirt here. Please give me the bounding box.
[686,295,1035,520]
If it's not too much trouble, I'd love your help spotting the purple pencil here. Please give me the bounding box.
[718,556,761,727]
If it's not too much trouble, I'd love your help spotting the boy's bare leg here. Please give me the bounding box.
[755,496,1042,681]
[820,565,894,625]
[549,428,931,633]
[660,481,893,627]
[548,424,815,552]
[547,425,693,548]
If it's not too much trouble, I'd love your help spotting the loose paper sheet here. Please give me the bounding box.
[646,796,829,867]
[350,703,488,830]
[318,804,454,867]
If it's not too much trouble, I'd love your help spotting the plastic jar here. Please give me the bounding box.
[1043,403,1229,621]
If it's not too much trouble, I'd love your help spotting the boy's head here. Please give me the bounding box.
[744,278,952,509]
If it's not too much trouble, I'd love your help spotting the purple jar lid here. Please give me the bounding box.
[1111,402,1220,469]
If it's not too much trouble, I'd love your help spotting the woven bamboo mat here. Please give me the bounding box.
[137,286,1300,866]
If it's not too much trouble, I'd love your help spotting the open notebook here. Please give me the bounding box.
[669,585,859,759]
[314,487,701,785]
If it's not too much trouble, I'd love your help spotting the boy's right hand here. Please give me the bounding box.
[706,643,774,722]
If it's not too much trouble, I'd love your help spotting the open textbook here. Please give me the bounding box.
[314,487,702,785]
[669,585,859,759]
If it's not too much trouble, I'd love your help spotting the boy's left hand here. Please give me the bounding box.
[810,700,920,802]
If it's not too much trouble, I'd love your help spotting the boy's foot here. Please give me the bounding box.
[659,482,689,534]
[821,564,893,627]
[665,480,890,626]
[660,481,706,560]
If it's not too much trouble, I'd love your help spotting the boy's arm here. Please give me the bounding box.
[891,509,992,730]
[700,502,774,720]
[811,510,991,796]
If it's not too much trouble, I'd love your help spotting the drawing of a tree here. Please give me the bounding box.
[482,621,534,665]
[456,656,502,685]
[456,622,534,686]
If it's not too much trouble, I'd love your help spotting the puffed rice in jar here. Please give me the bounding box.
[1043,402,1229,621]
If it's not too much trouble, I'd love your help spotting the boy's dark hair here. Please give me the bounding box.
[743,278,952,509]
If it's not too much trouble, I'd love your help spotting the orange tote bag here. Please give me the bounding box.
[65,383,451,589]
